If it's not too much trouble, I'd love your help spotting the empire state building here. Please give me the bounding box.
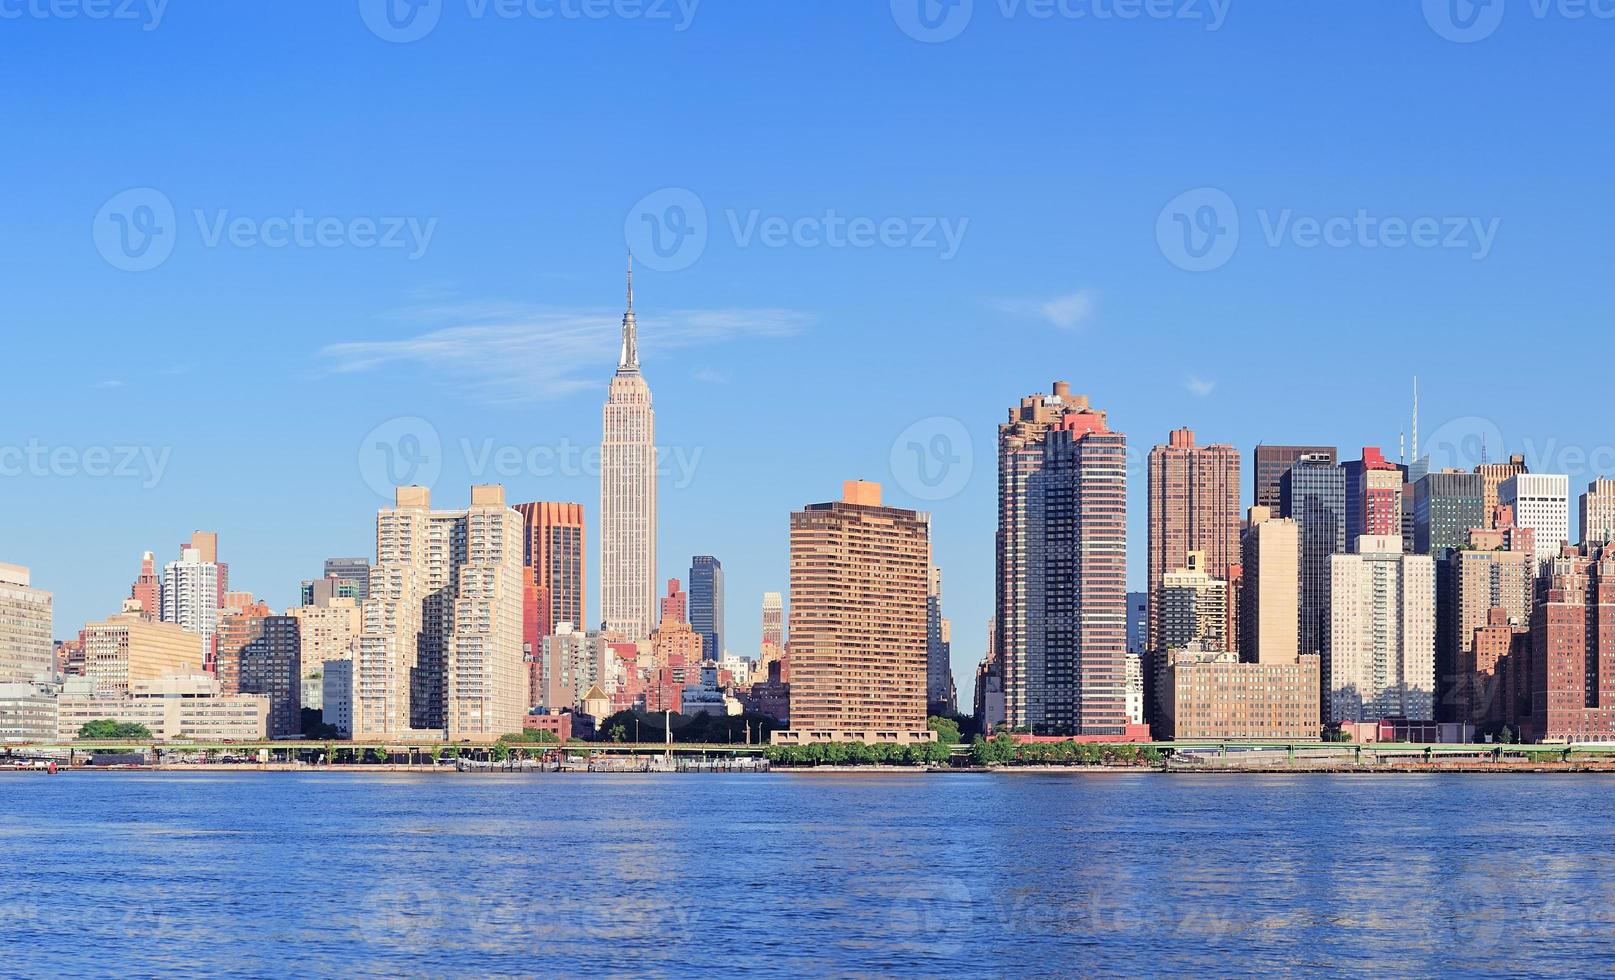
[600,260,657,641]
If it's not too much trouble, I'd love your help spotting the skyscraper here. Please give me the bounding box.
[355,486,526,740]
[1281,453,1347,658]
[513,501,586,640]
[1239,507,1300,666]
[1441,519,1533,725]
[688,555,725,661]
[1254,445,1337,513]
[995,382,1100,731]
[1159,551,1230,652]
[1500,473,1570,566]
[162,533,226,670]
[0,563,52,685]
[1581,479,1615,547]
[1021,404,1130,735]
[218,602,302,737]
[761,592,784,649]
[1413,470,1485,556]
[926,566,955,716]
[601,261,657,642]
[1343,447,1406,551]
[778,481,931,742]
[1146,428,1240,649]
[1327,536,1436,724]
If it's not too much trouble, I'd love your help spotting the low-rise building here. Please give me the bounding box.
[0,679,60,743]
[1159,646,1321,741]
[56,673,269,742]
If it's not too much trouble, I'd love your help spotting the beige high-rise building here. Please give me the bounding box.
[0,563,52,685]
[1476,454,1529,520]
[1327,535,1436,723]
[1147,428,1241,650]
[1581,478,1615,548]
[289,597,361,711]
[1238,507,1299,666]
[355,485,526,741]
[601,262,658,642]
[774,481,933,744]
[83,607,204,698]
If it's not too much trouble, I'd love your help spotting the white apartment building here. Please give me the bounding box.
[1500,473,1570,565]
[162,547,221,665]
[0,563,52,685]
[1327,535,1436,723]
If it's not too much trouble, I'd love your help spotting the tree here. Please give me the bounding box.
[927,716,962,746]
[608,724,628,743]
[1500,725,1517,744]
[76,720,153,741]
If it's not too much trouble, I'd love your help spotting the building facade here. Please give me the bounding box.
[161,533,225,670]
[513,501,585,645]
[1344,447,1406,551]
[688,555,725,661]
[1529,545,1615,742]
[1413,470,1485,556]
[1159,647,1321,741]
[84,609,204,698]
[1253,445,1337,513]
[1146,428,1240,649]
[1327,536,1437,723]
[1238,508,1300,666]
[1281,453,1347,659]
[1022,409,1130,735]
[1500,473,1570,566]
[926,566,955,716]
[600,264,657,642]
[355,485,526,741]
[0,563,52,685]
[778,481,932,743]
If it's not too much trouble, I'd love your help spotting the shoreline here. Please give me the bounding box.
[9,761,1615,776]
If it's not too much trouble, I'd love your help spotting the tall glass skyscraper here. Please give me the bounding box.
[688,555,724,661]
[1280,454,1347,658]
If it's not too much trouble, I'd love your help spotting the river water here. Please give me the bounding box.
[1,771,1610,976]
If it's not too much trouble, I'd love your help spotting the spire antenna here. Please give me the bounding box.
[618,255,640,372]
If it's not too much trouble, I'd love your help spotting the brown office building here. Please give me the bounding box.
[218,601,302,738]
[514,501,586,639]
[1147,428,1240,650]
[774,481,933,745]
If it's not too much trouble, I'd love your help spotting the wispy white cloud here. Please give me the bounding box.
[995,290,1099,331]
[1186,376,1216,397]
[318,305,811,405]
[692,367,730,385]
[93,379,126,389]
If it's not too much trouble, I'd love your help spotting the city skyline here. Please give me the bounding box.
[9,7,1615,698]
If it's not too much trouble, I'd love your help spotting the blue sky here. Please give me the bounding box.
[3,1,1614,694]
